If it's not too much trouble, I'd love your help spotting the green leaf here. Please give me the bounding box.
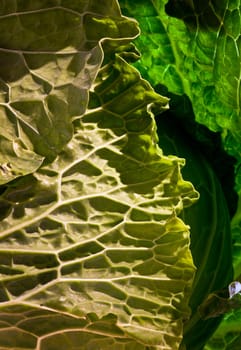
[0,0,138,184]
[119,0,241,159]
[0,56,196,350]
[203,280,241,349]
[0,1,199,349]
[204,309,241,350]
[119,1,241,348]
[156,112,233,350]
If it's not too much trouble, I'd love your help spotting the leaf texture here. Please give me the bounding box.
[118,2,241,348]
[0,0,138,184]
[0,6,199,347]
[119,0,241,159]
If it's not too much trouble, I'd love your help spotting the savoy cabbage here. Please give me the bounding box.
[119,0,241,349]
[0,1,200,350]
[1,0,240,349]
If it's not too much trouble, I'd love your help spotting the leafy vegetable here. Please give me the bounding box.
[156,112,233,349]
[119,0,241,348]
[0,1,200,350]
[119,0,241,160]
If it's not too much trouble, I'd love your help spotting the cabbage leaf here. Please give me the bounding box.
[0,1,199,349]
[0,0,138,184]
[119,0,241,158]
[118,0,241,348]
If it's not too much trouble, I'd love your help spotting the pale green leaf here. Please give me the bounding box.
[0,0,138,184]
[0,41,198,350]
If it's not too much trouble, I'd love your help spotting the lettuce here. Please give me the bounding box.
[0,1,201,350]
